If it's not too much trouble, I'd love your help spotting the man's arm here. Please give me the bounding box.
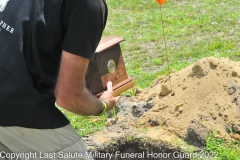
[54,50,119,116]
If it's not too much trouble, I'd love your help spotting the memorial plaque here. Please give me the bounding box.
[85,36,134,97]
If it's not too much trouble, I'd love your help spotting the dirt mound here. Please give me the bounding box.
[135,57,240,141]
[86,57,240,151]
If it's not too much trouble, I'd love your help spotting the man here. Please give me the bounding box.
[0,0,119,159]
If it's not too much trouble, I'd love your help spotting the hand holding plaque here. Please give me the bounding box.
[85,36,134,97]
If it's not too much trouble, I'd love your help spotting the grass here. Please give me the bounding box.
[63,0,240,158]
[103,0,240,88]
[60,109,108,136]
[203,131,240,160]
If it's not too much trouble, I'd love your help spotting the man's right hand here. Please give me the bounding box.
[99,81,120,111]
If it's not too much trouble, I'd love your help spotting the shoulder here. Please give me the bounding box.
[64,0,107,11]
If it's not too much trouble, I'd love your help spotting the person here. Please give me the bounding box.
[0,0,119,159]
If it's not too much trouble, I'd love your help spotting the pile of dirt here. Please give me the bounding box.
[135,57,240,142]
[86,57,240,151]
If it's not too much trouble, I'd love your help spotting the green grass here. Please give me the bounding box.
[203,131,240,160]
[64,0,240,158]
[61,109,108,136]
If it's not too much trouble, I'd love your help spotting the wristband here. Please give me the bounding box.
[98,100,108,116]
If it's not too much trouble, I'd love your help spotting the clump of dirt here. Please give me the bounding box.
[86,57,240,152]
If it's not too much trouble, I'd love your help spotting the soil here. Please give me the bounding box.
[85,57,240,156]
[93,138,189,160]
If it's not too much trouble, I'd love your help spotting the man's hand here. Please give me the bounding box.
[99,81,120,111]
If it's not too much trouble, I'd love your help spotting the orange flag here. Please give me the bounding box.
[156,0,166,5]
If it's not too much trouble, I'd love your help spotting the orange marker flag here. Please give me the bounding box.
[156,0,166,5]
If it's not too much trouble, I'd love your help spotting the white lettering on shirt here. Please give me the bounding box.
[0,20,14,34]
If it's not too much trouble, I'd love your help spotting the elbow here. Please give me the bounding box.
[55,92,78,113]
[55,93,72,110]
[55,91,90,116]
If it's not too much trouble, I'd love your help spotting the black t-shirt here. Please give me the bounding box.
[61,0,108,58]
[0,0,107,129]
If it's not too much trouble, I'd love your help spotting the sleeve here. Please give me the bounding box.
[61,0,108,60]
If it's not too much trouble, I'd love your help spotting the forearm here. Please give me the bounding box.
[54,72,104,116]
[55,51,119,116]
[64,88,103,116]
[55,83,117,116]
